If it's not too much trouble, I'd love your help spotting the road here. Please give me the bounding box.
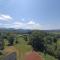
[4,52,16,60]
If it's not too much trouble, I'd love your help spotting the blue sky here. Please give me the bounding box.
[0,0,60,30]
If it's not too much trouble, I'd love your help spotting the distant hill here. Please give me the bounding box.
[0,28,60,34]
[42,30,60,34]
[0,28,32,34]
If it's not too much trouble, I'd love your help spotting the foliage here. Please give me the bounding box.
[0,30,60,60]
[28,30,60,60]
[29,31,47,52]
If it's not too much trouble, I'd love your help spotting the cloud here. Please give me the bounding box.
[2,21,43,30]
[27,21,35,24]
[25,21,42,30]
[0,14,43,30]
[0,14,13,21]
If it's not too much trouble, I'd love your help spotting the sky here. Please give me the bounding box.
[0,0,60,30]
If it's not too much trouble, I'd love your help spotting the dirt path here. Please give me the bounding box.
[24,51,43,60]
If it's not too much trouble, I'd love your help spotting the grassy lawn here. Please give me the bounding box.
[14,36,32,60]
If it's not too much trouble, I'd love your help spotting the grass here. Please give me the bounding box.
[57,39,60,45]
[15,44,32,60]
[40,52,58,60]
[14,36,32,60]
[4,39,8,48]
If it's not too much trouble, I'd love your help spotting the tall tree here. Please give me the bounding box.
[29,30,46,52]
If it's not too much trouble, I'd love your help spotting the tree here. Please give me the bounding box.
[8,36,15,45]
[53,37,57,50]
[29,30,46,52]
[7,32,15,45]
